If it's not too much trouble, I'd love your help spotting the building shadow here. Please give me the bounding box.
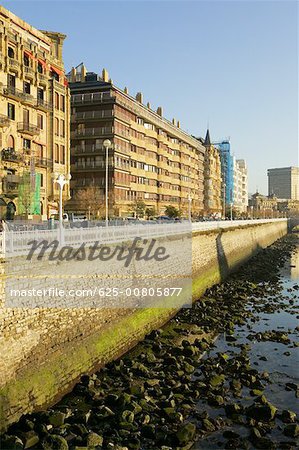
[216,231,229,281]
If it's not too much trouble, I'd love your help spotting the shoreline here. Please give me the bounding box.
[1,233,299,450]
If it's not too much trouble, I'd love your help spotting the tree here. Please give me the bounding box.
[165,205,181,218]
[130,200,146,218]
[76,185,105,219]
[18,172,34,217]
[145,206,156,219]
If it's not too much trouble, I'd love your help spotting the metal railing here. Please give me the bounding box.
[71,126,113,138]
[71,92,114,104]
[1,148,23,162]
[36,98,52,111]
[1,218,287,258]
[17,122,41,135]
[1,85,34,104]
[72,110,113,121]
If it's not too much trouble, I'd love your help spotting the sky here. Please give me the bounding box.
[1,0,298,194]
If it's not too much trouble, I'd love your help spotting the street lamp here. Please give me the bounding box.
[103,139,112,227]
[52,172,71,243]
[188,193,192,223]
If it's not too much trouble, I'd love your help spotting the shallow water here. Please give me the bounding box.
[193,245,299,449]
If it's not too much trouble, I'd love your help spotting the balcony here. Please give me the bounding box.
[17,122,41,136]
[71,110,113,122]
[1,148,24,163]
[36,97,53,111]
[71,126,113,138]
[73,145,104,155]
[38,72,49,84]
[8,58,20,72]
[72,161,114,171]
[0,114,10,128]
[71,92,115,105]
[24,65,35,79]
[35,157,52,168]
[1,85,34,105]
[3,177,20,197]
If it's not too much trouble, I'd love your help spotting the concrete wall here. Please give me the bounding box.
[0,220,288,430]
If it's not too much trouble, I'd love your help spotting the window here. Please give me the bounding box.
[23,54,29,67]
[8,47,14,58]
[40,173,44,187]
[37,88,44,100]
[55,92,59,109]
[37,114,43,130]
[7,74,15,88]
[23,109,29,124]
[7,103,15,120]
[23,81,31,94]
[37,62,43,74]
[23,139,31,150]
[55,144,59,163]
[8,135,15,149]
[60,145,65,164]
[55,118,59,136]
[60,95,65,112]
[60,119,65,137]
[51,71,59,82]
[36,144,43,158]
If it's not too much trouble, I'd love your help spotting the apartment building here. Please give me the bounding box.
[67,65,205,218]
[268,167,299,200]
[0,5,70,220]
[201,129,222,216]
[233,159,248,213]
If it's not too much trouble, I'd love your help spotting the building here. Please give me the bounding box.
[233,159,248,213]
[268,167,299,200]
[202,129,222,217]
[67,65,205,218]
[249,192,278,217]
[215,140,234,207]
[0,5,70,220]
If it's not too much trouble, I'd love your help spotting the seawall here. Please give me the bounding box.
[0,219,288,430]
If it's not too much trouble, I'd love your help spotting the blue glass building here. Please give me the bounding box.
[215,141,234,205]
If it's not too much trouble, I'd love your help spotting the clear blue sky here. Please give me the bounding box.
[2,0,298,194]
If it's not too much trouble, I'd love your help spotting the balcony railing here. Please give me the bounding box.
[38,72,48,83]
[24,66,34,77]
[1,85,34,104]
[73,144,104,154]
[72,161,114,170]
[36,97,53,111]
[8,58,19,69]
[71,110,113,121]
[17,122,41,135]
[71,92,114,105]
[1,148,24,162]
[0,114,10,127]
[71,126,113,138]
[35,157,53,168]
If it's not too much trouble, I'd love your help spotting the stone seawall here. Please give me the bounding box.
[0,220,288,430]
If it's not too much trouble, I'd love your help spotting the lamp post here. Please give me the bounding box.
[103,139,112,227]
[52,172,71,244]
[188,193,192,223]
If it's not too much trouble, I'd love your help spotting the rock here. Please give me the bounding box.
[42,435,69,450]
[121,410,134,424]
[253,437,276,449]
[283,424,299,438]
[246,400,277,421]
[176,422,196,445]
[250,427,261,440]
[225,403,243,417]
[86,432,103,447]
[21,431,39,449]
[202,418,215,432]
[210,374,225,387]
[1,435,24,449]
[280,410,297,423]
[127,437,140,449]
[223,430,240,439]
[285,382,298,391]
[49,411,66,427]
[250,389,264,397]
